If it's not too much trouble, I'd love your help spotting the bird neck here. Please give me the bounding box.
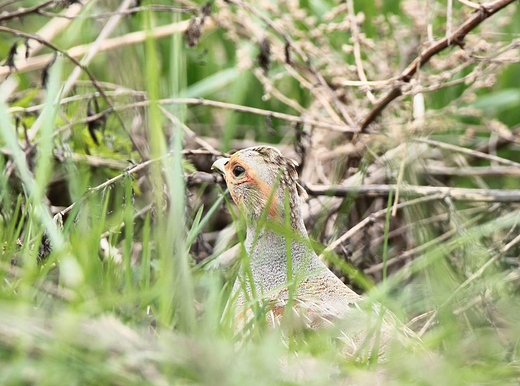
[240,220,322,295]
[244,185,307,234]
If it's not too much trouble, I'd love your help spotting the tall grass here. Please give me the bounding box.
[0,0,519,384]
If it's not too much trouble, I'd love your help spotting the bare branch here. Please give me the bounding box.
[359,0,517,132]
[36,5,193,20]
[229,0,356,128]
[424,165,520,177]
[0,0,55,22]
[414,137,520,168]
[0,21,193,79]
[364,205,498,274]
[319,194,446,260]
[305,183,520,202]
[53,150,222,221]
[0,26,114,121]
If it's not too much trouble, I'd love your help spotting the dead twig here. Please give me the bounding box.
[229,0,356,128]
[364,205,497,274]
[53,150,221,221]
[0,26,114,125]
[0,21,193,79]
[305,183,520,203]
[415,137,520,168]
[359,0,517,132]
[319,194,446,260]
[36,5,193,20]
[27,97,356,137]
[424,165,520,177]
[0,0,55,22]
[186,171,223,187]
[346,0,376,104]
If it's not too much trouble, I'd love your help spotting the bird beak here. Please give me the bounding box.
[211,158,230,176]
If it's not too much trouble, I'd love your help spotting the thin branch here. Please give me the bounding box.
[359,0,517,132]
[318,194,446,260]
[159,98,355,133]
[0,21,193,79]
[0,10,154,159]
[0,26,114,124]
[475,123,520,154]
[159,105,218,153]
[60,0,135,98]
[350,206,485,263]
[54,0,139,156]
[57,153,130,170]
[0,0,54,22]
[29,97,356,136]
[186,171,223,187]
[364,205,496,274]
[415,137,520,168]
[346,0,376,103]
[305,183,520,202]
[4,1,88,73]
[229,0,356,128]
[0,1,20,11]
[53,150,220,221]
[37,5,193,20]
[424,165,520,177]
[190,174,520,202]
[53,156,165,221]
[459,0,483,9]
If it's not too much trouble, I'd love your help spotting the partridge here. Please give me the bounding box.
[212,146,412,356]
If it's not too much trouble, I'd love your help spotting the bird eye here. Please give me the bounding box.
[233,165,245,177]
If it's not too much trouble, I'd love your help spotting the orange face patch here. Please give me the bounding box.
[225,154,280,220]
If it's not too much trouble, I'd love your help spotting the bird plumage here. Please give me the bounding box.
[212,146,414,356]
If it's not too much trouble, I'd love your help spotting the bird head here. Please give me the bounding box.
[212,146,306,230]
